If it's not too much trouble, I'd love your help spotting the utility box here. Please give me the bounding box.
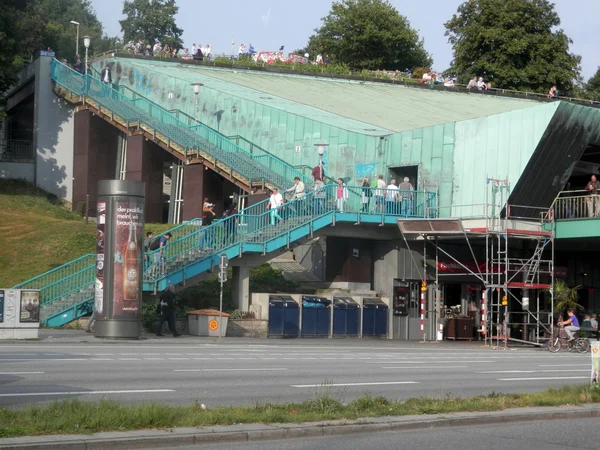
[187,309,230,337]
[332,297,359,337]
[362,298,388,337]
[268,295,299,338]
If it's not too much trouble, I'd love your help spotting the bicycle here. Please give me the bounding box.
[547,326,590,353]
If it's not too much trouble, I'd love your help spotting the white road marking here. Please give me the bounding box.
[382,366,468,369]
[174,368,289,372]
[0,389,174,398]
[498,376,590,381]
[479,369,589,374]
[90,358,113,361]
[538,364,590,367]
[0,372,45,375]
[291,381,419,388]
[118,358,140,361]
[0,358,83,362]
[379,360,493,364]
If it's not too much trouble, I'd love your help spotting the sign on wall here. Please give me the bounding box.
[19,290,40,323]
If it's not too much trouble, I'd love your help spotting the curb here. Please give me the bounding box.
[1,404,599,449]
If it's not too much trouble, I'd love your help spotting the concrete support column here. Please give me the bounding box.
[182,163,204,221]
[232,266,250,311]
[72,110,119,216]
[124,134,164,223]
[373,242,399,299]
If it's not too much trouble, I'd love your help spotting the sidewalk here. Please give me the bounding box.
[1,404,598,450]
[13,329,518,349]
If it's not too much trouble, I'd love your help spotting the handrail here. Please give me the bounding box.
[12,254,95,289]
[51,58,307,190]
[92,52,600,108]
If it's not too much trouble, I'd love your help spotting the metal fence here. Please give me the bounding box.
[552,190,599,220]
[0,139,34,162]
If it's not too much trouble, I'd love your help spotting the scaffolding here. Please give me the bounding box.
[397,177,554,348]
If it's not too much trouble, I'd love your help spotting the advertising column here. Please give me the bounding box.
[94,180,145,339]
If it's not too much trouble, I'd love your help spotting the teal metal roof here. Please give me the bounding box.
[124,59,541,134]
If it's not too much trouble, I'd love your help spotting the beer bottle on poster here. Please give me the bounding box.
[123,223,139,301]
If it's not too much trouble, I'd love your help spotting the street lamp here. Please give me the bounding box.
[191,82,203,118]
[231,39,235,59]
[314,143,328,182]
[83,36,91,75]
[70,21,80,58]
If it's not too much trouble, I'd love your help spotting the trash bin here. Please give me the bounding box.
[301,296,331,337]
[362,298,388,337]
[333,297,359,337]
[268,295,299,338]
[187,309,231,337]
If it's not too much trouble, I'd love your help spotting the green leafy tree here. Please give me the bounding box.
[445,0,582,93]
[33,0,107,61]
[120,0,183,49]
[304,0,432,71]
[549,279,583,319]
[584,67,600,101]
[0,0,43,97]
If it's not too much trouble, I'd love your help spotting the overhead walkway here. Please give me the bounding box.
[50,59,311,192]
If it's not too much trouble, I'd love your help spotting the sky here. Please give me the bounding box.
[93,0,599,80]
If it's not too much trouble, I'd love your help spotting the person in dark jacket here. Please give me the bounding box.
[156,285,181,337]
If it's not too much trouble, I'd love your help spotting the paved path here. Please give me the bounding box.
[0,331,593,407]
[159,417,600,450]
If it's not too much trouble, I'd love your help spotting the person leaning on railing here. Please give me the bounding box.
[585,175,600,218]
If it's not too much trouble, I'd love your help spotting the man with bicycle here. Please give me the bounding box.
[558,309,580,342]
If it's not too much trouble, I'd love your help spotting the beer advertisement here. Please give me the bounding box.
[113,200,144,316]
[95,202,106,316]
[20,290,40,323]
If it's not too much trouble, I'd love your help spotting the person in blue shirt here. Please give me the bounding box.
[558,309,580,341]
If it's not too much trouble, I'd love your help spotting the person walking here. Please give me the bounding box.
[398,177,415,216]
[375,174,386,213]
[336,178,348,212]
[586,175,600,217]
[286,176,306,216]
[269,188,284,225]
[361,177,371,212]
[156,285,181,337]
[313,179,327,215]
[386,179,400,214]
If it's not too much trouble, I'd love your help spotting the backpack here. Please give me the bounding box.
[149,237,161,251]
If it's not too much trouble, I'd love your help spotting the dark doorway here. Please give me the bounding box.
[389,165,418,189]
[444,283,462,308]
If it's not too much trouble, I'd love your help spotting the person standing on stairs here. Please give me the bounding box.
[269,188,284,225]
[336,178,348,212]
[286,177,306,216]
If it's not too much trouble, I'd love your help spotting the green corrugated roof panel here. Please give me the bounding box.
[124,59,541,133]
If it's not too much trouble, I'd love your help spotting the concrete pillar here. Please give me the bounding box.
[124,134,164,223]
[232,266,250,311]
[373,242,399,298]
[72,110,119,216]
[182,163,204,221]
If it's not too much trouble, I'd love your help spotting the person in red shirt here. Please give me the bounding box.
[311,162,325,182]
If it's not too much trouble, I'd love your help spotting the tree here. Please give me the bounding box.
[549,279,582,319]
[584,67,600,101]
[445,0,582,93]
[33,0,106,61]
[120,0,183,49]
[303,0,432,71]
[0,0,43,97]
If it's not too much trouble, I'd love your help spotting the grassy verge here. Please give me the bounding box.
[0,385,598,438]
[0,179,172,286]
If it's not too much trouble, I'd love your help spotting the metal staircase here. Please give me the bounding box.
[12,60,437,327]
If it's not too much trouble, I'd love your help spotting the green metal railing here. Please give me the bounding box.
[51,58,306,191]
[146,185,437,284]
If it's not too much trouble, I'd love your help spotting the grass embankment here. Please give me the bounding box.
[0,179,171,287]
[0,385,598,438]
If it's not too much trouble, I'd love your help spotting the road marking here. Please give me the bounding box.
[479,369,589,374]
[379,360,493,364]
[382,366,468,369]
[538,364,590,367]
[0,372,45,375]
[0,358,83,362]
[291,381,419,388]
[174,368,289,372]
[118,358,140,361]
[498,376,590,381]
[90,358,113,361]
[144,358,164,360]
[168,358,187,360]
[0,389,175,398]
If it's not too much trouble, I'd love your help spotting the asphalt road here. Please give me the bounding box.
[0,337,593,408]
[156,418,600,450]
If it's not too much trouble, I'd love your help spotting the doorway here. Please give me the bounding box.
[388,165,419,189]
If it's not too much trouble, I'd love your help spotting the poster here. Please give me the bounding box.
[592,342,599,385]
[95,202,106,315]
[113,200,144,316]
[19,290,40,323]
[0,290,4,322]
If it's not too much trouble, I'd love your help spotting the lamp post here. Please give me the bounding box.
[231,39,235,59]
[83,36,91,75]
[314,143,328,182]
[191,82,203,119]
[70,21,80,58]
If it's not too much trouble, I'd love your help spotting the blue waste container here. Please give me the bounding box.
[333,297,359,337]
[268,295,299,338]
[362,298,388,337]
[301,296,331,337]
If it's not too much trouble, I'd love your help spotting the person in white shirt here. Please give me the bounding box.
[336,178,349,212]
[191,44,197,55]
[477,77,486,90]
[204,44,211,59]
[386,179,400,215]
[376,174,387,213]
[467,76,477,89]
[286,177,306,215]
[238,44,246,57]
[269,188,284,225]
[316,54,323,64]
